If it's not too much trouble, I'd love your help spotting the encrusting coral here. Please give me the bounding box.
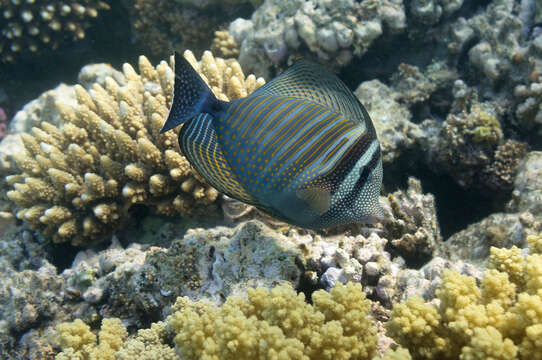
[0,0,110,63]
[386,233,542,360]
[5,50,265,245]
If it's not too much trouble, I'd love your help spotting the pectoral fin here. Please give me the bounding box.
[296,187,331,215]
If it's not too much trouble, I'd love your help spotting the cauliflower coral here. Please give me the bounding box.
[168,282,378,360]
[386,233,542,360]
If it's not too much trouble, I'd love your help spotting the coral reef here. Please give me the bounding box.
[508,151,542,216]
[408,0,463,26]
[83,221,301,325]
[231,0,406,77]
[4,50,264,245]
[55,318,127,360]
[0,227,84,359]
[515,76,542,142]
[0,0,110,63]
[124,0,253,58]
[423,80,528,192]
[354,79,423,164]
[386,233,542,360]
[169,281,378,359]
[383,178,442,264]
[445,151,542,262]
[53,282,379,360]
[211,30,240,58]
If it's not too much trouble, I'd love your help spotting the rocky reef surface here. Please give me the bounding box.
[0,0,542,359]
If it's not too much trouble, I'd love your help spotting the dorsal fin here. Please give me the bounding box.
[251,61,371,128]
[161,53,225,133]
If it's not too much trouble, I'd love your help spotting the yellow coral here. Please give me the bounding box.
[211,30,240,58]
[168,282,378,360]
[7,50,265,245]
[115,322,175,360]
[488,246,525,288]
[56,318,127,360]
[386,233,542,360]
[459,326,517,360]
[528,233,542,255]
[380,347,412,360]
[385,297,450,359]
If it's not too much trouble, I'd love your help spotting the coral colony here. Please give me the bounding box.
[0,0,541,359]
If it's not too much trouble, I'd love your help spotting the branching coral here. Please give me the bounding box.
[53,282,379,359]
[386,233,542,360]
[56,318,176,360]
[0,0,110,63]
[56,318,127,360]
[5,50,265,245]
[168,282,378,360]
[211,30,240,58]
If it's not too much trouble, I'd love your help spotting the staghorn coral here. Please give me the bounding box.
[168,281,378,360]
[0,0,110,63]
[5,50,265,246]
[386,233,542,360]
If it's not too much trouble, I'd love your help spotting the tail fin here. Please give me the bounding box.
[160,52,221,133]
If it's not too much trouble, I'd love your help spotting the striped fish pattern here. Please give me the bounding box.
[160,53,383,229]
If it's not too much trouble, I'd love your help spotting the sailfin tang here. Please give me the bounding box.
[179,113,258,205]
[252,61,373,130]
[296,187,331,215]
[160,52,223,133]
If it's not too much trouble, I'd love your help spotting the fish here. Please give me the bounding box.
[160,53,384,229]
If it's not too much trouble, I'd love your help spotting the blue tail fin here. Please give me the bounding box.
[160,52,224,133]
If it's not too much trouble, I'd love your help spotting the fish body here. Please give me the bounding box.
[161,53,383,229]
